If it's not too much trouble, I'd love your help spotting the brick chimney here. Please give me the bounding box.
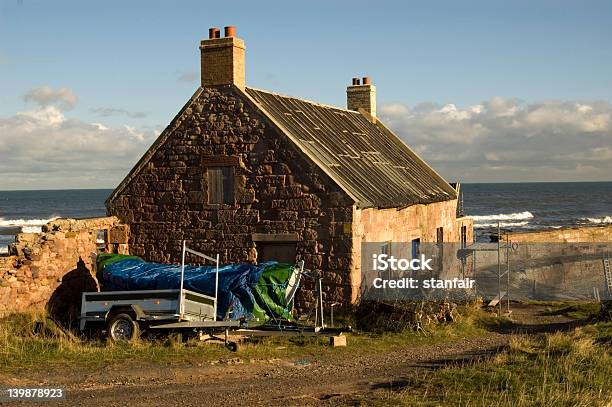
[347,76,376,118]
[200,26,245,88]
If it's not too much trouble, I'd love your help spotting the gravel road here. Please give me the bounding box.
[2,304,576,406]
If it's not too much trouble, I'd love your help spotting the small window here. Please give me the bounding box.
[411,238,420,259]
[461,225,467,248]
[96,229,108,252]
[207,166,234,204]
[436,227,444,244]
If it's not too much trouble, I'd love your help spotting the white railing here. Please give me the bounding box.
[179,241,220,321]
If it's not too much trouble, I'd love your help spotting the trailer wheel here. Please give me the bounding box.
[107,313,140,343]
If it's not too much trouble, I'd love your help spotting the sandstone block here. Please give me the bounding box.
[329,335,347,347]
[109,225,129,244]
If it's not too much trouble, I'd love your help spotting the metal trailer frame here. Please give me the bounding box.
[235,326,350,337]
[81,241,350,346]
[79,241,240,337]
[178,240,219,322]
[248,266,352,337]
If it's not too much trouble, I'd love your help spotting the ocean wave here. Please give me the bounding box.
[473,221,530,229]
[21,226,43,233]
[581,216,612,224]
[471,211,534,222]
[0,216,59,234]
[0,217,59,227]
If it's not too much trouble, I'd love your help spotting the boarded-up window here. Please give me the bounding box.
[207,166,234,204]
[436,227,444,244]
[461,225,467,248]
[257,243,297,264]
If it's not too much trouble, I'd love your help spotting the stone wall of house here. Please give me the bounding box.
[509,225,612,243]
[353,200,470,244]
[349,200,474,301]
[106,85,356,309]
[0,217,128,321]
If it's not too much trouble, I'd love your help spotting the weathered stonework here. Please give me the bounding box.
[106,84,475,309]
[0,217,128,320]
[106,85,356,308]
[347,84,376,117]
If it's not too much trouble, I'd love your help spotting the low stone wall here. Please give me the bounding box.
[509,225,612,243]
[0,217,128,322]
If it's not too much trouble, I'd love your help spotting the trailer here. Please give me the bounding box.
[80,241,350,350]
[80,242,243,347]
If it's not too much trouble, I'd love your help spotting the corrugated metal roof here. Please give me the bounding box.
[245,87,457,208]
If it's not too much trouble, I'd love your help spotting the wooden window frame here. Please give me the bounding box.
[203,156,239,206]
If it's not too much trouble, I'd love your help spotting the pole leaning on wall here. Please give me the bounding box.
[180,240,186,319]
[215,253,220,322]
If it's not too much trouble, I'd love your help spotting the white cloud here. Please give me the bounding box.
[90,107,148,118]
[0,103,158,190]
[177,71,198,83]
[3,88,611,189]
[22,86,77,110]
[378,103,409,115]
[379,97,612,182]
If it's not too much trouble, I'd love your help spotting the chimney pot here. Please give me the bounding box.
[352,77,360,86]
[362,76,370,85]
[224,26,236,37]
[209,27,221,39]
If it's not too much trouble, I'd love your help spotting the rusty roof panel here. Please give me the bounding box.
[245,87,457,208]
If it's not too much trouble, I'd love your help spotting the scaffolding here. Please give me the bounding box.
[462,222,512,316]
[604,256,612,300]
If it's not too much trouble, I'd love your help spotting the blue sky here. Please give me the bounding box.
[1,0,611,189]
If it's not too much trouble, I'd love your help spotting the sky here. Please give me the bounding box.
[0,0,611,190]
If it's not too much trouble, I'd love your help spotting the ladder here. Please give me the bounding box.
[604,258,612,299]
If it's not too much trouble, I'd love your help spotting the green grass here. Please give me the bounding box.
[578,321,612,345]
[0,306,489,373]
[3,304,610,407]
[476,313,515,331]
[358,325,612,407]
[523,300,601,319]
[542,303,601,319]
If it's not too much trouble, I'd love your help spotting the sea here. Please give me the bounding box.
[1,182,612,252]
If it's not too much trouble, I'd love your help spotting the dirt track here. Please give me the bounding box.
[2,304,577,406]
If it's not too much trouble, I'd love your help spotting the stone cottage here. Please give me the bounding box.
[106,26,473,306]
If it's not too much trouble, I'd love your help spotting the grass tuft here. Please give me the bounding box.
[360,324,612,406]
[524,300,601,320]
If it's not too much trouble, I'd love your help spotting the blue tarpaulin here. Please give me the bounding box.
[98,254,296,323]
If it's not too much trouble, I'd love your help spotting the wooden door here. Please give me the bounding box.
[258,243,297,264]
